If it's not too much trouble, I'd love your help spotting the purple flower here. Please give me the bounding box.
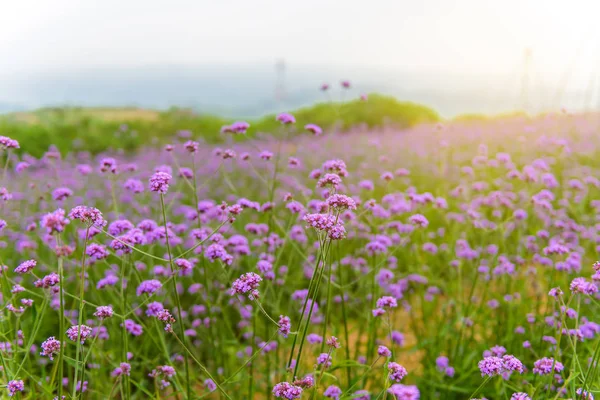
[112,362,132,377]
[408,214,429,228]
[231,121,250,134]
[232,272,262,300]
[184,140,199,153]
[478,356,504,377]
[149,171,172,194]
[0,136,19,149]
[533,357,564,375]
[502,355,524,373]
[326,194,357,210]
[137,280,162,296]
[66,325,93,344]
[304,124,323,136]
[68,206,107,227]
[378,345,392,357]
[316,353,332,368]
[387,384,420,400]
[14,259,36,274]
[376,296,398,309]
[324,385,342,399]
[7,380,24,397]
[204,378,217,392]
[94,306,114,319]
[570,277,598,295]
[388,362,408,382]
[276,113,296,124]
[40,337,61,360]
[273,382,303,399]
[278,315,291,338]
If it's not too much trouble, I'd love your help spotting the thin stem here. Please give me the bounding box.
[160,194,191,400]
[56,235,65,400]
[72,226,90,400]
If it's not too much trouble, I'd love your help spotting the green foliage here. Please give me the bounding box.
[0,94,439,157]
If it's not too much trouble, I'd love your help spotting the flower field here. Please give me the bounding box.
[1,107,600,399]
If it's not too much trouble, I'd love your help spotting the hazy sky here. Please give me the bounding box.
[1,0,599,77]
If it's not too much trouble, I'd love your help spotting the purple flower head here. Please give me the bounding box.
[570,277,598,295]
[324,385,342,399]
[7,380,24,397]
[204,378,217,392]
[436,356,449,370]
[68,206,107,227]
[40,209,70,234]
[149,171,172,194]
[52,187,73,201]
[316,353,332,368]
[184,140,199,153]
[378,345,392,357]
[272,382,303,399]
[576,388,594,400]
[377,296,398,309]
[326,194,357,210]
[502,355,524,373]
[408,214,429,228]
[66,325,93,344]
[276,113,296,124]
[112,362,132,377]
[327,336,341,349]
[387,384,420,400]
[137,280,162,296]
[278,315,291,338]
[100,157,117,173]
[0,136,19,149]
[304,124,323,136]
[478,356,504,377]
[14,259,36,274]
[94,306,114,319]
[232,272,262,300]
[40,337,61,360]
[317,173,342,189]
[388,362,408,382]
[231,121,250,134]
[533,357,564,375]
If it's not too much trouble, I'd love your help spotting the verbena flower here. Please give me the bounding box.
[7,380,24,397]
[66,325,93,344]
[272,382,302,399]
[94,306,114,319]
[388,362,408,382]
[40,337,61,360]
[149,171,172,194]
[68,206,107,227]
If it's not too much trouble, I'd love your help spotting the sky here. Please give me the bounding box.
[1,0,599,113]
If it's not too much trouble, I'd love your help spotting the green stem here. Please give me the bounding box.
[72,226,90,400]
[160,194,191,400]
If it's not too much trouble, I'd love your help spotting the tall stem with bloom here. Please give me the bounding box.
[293,237,332,378]
[72,226,90,400]
[160,194,191,399]
[56,235,65,400]
[286,244,325,370]
[120,255,131,400]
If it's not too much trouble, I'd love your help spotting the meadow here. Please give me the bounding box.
[0,88,599,400]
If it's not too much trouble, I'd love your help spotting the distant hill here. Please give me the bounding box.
[0,94,440,157]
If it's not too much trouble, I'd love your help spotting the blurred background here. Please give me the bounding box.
[1,0,599,118]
